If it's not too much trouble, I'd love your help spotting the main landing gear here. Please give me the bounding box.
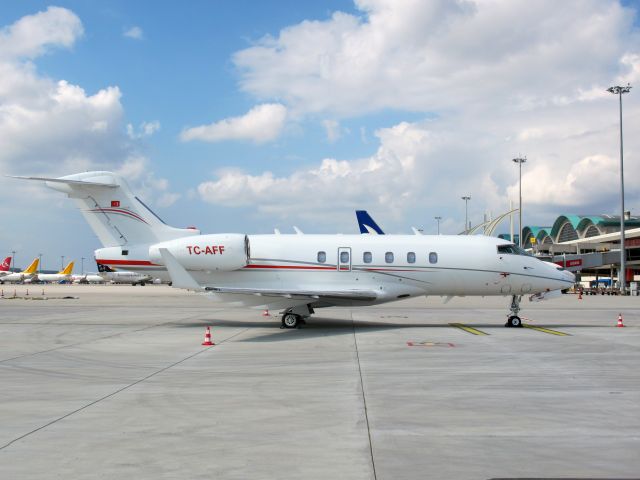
[279,305,313,329]
[505,295,522,328]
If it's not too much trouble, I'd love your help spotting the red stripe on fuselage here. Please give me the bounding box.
[96,259,159,266]
[243,264,335,270]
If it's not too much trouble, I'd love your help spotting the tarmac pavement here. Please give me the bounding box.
[1,285,638,479]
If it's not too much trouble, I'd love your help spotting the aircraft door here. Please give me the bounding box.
[338,247,352,272]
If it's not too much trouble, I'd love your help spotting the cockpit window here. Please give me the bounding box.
[497,244,532,256]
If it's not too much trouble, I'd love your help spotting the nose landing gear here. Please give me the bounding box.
[506,295,523,327]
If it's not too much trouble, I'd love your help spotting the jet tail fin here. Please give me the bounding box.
[356,210,385,234]
[0,256,11,272]
[60,261,74,275]
[97,263,116,273]
[22,258,39,274]
[12,171,200,248]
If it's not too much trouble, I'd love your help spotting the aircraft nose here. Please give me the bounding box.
[563,270,576,283]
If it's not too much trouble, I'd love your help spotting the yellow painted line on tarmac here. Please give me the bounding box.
[449,323,490,336]
[522,324,570,336]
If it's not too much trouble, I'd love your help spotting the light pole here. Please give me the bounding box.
[435,216,442,235]
[607,84,632,294]
[461,197,471,234]
[81,257,85,275]
[38,253,42,273]
[61,255,65,271]
[512,157,527,247]
[11,250,15,272]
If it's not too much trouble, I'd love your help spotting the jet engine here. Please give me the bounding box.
[149,234,250,271]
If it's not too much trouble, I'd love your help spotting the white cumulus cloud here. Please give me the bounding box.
[127,120,160,139]
[233,0,638,117]
[0,8,177,212]
[123,26,143,40]
[180,103,287,143]
[0,6,83,60]
[202,0,640,232]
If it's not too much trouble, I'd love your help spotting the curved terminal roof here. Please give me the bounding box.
[523,214,640,245]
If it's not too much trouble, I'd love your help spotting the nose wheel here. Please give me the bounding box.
[506,315,522,327]
[505,295,523,328]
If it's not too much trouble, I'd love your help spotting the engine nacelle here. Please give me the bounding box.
[149,234,249,271]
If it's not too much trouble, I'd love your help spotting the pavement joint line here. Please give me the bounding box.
[522,324,571,336]
[0,327,250,451]
[351,315,378,480]
[449,323,490,335]
[0,313,217,364]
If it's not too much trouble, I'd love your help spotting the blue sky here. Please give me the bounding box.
[1,1,639,271]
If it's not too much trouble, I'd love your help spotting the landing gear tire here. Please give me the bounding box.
[506,315,522,328]
[282,313,300,329]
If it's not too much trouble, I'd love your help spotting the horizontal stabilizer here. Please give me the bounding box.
[8,175,117,187]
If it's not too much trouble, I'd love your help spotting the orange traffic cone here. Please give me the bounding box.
[202,326,215,346]
[262,309,271,317]
[617,313,625,328]
[578,290,582,300]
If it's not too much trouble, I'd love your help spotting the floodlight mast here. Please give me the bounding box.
[461,197,471,234]
[512,157,527,248]
[607,84,631,294]
[435,216,442,235]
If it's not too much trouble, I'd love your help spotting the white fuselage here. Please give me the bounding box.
[72,274,105,284]
[100,234,574,309]
[0,272,35,283]
[29,273,72,283]
[100,271,152,284]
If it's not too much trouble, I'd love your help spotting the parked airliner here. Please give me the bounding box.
[97,264,152,285]
[0,258,39,284]
[16,172,575,328]
[29,261,74,283]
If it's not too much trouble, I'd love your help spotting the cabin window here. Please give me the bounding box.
[385,252,394,263]
[407,252,416,263]
[429,252,438,264]
[317,251,326,263]
[363,251,372,263]
[340,251,350,263]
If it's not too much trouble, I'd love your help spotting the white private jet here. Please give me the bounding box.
[0,257,39,284]
[15,171,575,328]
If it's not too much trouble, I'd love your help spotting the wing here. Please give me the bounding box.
[205,286,378,302]
[158,248,378,308]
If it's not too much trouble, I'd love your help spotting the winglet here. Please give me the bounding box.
[158,248,202,290]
